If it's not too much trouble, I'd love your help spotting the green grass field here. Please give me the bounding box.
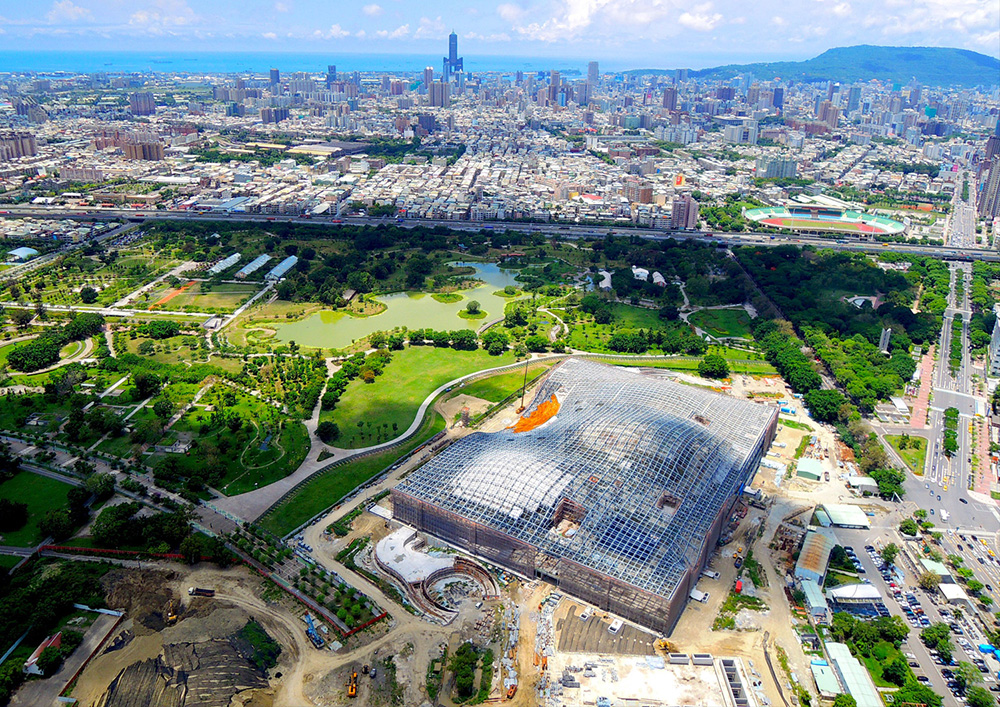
[688,309,753,339]
[886,434,928,475]
[766,218,871,233]
[0,471,75,547]
[453,362,556,403]
[0,555,21,569]
[322,346,515,449]
[260,410,445,535]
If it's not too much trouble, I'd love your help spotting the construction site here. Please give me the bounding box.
[392,358,779,634]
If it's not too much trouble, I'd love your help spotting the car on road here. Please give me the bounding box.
[960,498,968,504]
[979,557,986,565]
[916,675,930,683]
[937,494,941,500]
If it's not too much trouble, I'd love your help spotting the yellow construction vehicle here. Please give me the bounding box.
[164,599,178,626]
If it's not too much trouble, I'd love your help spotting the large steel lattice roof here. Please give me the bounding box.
[395,358,777,599]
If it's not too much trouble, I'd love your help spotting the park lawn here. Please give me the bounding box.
[454,362,556,403]
[221,419,310,496]
[886,435,928,475]
[322,346,515,449]
[0,397,65,433]
[0,555,21,569]
[610,303,665,329]
[586,356,777,375]
[97,433,143,459]
[260,410,445,536]
[59,340,85,359]
[688,309,753,339]
[0,341,22,366]
[859,641,910,688]
[0,471,75,547]
[167,282,261,311]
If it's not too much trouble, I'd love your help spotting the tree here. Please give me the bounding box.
[317,421,340,443]
[84,472,116,501]
[466,300,481,315]
[153,398,173,421]
[832,695,856,707]
[180,535,204,564]
[35,646,65,677]
[698,354,730,379]
[966,686,993,707]
[525,335,549,353]
[132,372,161,399]
[918,571,941,591]
[10,309,33,329]
[79,286,98,304]
[967,579,985,595]
[899,518,919,536]
[880,543,899,567]
[0,499,28,531]
[804,389,848,423]
[955,661,983,692]
[881,656,909,686]
[39,509,74,541]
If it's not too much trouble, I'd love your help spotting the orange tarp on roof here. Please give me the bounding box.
[510,394,560,433]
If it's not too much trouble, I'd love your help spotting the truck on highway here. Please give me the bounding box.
[188,587,215,597]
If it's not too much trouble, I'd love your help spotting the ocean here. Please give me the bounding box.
[0,50,610,76]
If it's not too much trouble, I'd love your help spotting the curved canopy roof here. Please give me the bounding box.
[396,358,777,599]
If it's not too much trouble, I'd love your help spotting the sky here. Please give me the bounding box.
[0,0,996,68]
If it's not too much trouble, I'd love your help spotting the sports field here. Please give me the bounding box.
[148,281,261,312]
[760,217,878,233]
[0,471,75,546]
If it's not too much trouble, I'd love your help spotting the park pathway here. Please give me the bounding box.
[909,345,935,429]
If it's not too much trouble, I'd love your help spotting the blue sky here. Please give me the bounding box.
[0,0,996,66]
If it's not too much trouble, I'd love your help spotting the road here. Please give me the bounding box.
[2,205,999,263]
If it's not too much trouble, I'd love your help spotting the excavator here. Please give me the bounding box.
[347,669,358,698]
[654,638,678,656]
[164,599,179,626]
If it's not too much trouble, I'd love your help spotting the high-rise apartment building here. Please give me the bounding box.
[123,140,164,161]
[129,92,156,116]
[847,86,862,113]
[978,160,1000,220]
[587,61,599,85]
[269,68,280,85]
[429,81,450,108]
[662,87,677,111]
[0,131,37,161]
[755,157,798,180]
[671,195,699,230]
[423,67,434,88]
[772,87,784,110]
[261,107,290,124]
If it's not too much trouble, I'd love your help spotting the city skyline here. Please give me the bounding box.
[0,0,995,64]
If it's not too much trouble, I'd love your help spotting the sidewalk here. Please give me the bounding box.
[909,345,935,429]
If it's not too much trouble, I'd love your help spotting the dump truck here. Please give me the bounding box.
[188,587,215,597]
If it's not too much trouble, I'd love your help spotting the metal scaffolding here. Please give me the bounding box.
[393,358,778,633]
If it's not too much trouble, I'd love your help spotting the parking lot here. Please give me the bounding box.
[835,527,1000,706]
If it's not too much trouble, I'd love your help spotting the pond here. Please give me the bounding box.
[273,262,523,349]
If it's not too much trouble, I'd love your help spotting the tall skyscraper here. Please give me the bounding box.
[979,159,1000,220]
[772,87,784,110]
[847,86,862,113]
[423,66,434,88]
[326,65,337,88]
[587,61,599,85]
[662,86,677,111]
[671,195,699,230]
[442,31,463,82]
[269,68,280,85]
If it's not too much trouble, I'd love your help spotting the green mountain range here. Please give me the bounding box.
[629,45,999,87]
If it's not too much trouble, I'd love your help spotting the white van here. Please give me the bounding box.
[608,619,624,634]
[580,609,592,621]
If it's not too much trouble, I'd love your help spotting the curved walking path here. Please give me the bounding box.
[211,350,729,523]
[210,356,541,522]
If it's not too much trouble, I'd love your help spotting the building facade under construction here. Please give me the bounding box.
[392,358,778,634]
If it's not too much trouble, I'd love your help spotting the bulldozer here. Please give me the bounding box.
[654,638,677,656]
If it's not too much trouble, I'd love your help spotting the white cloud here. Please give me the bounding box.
[466,31,512,41]
[413,15,445,39]
[262,31,277,39]
[47,1,91,23]
[129,0,198,29]
[831,2,852,16]
[314,23,350,38]
[497,2,525,21]
[355,29,366,37]
[678,3,722,31]
[362,3,382,16]
[375,23,409,38]
[770,15,787,26]
[274,2,290,12]
[730,16,746,24]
